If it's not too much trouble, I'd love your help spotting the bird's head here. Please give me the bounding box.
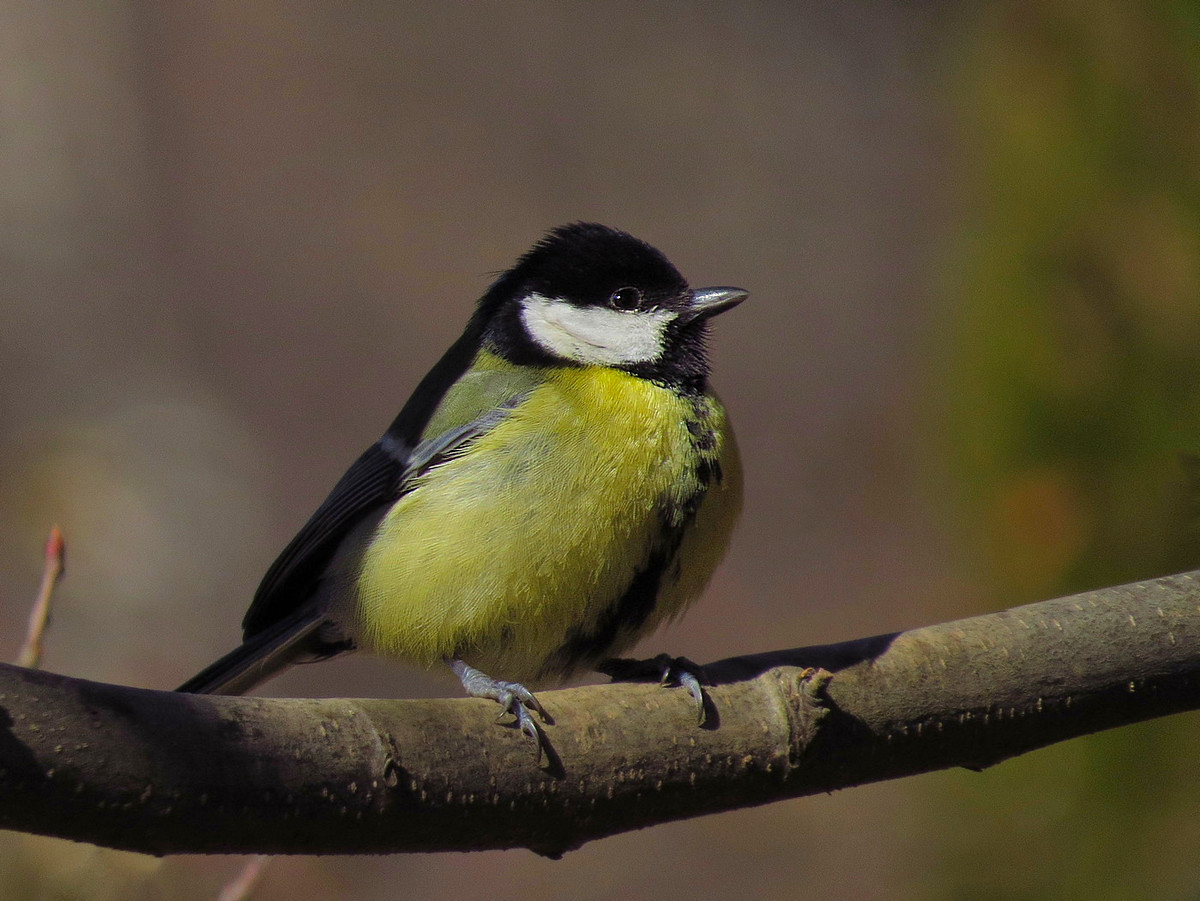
[480,223,746,390]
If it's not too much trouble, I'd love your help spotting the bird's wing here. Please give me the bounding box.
[240,366,536,639]
[240,441,404,637]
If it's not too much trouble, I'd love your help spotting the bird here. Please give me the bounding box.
[178,222,745,750]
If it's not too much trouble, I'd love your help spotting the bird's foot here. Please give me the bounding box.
[597,653,713,726]
[450,659,553,759]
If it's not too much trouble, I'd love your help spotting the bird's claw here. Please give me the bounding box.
[674,669,707,722]
[600,653,712,726]
[451,659,552,760]
[656,655,711,725]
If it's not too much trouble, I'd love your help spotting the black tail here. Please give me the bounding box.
[176,604,331,695]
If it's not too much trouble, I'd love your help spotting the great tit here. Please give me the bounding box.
[178,223,745,747]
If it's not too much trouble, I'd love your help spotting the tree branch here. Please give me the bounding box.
[1,570,1198,857]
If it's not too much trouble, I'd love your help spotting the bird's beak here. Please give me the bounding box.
[686,287,749,322]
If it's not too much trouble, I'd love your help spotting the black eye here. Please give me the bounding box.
[609,287,642,311]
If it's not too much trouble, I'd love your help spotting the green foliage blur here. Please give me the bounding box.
[932,2,1200,897]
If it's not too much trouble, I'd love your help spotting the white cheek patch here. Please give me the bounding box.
[519,293,677,366]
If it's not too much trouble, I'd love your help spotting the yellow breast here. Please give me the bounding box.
[345,355,741,684]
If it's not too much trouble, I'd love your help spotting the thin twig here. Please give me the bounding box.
[217,855,271,901]
[16,526,65,669]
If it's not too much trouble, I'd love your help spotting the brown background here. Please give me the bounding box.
[3,3,1197,899]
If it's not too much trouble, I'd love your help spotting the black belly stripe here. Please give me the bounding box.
[540,399,724,680]
[539,489,703,679]
[539,544,676,680]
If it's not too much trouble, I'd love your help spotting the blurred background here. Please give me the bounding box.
[1,2,1198,898]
